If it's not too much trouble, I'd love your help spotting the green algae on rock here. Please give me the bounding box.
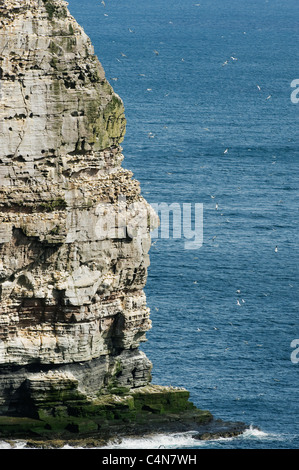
[0,384,213,440]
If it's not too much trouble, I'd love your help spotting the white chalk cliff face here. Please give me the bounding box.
[0,0,158,411]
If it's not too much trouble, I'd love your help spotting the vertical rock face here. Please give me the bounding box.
[0,0,159,416]
[0,1,246,441]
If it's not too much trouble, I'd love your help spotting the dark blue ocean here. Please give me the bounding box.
[3,0,298,450]
[68,0,299,450]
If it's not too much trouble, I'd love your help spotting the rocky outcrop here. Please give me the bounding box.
[0,0,158,419]
[0,0,246,442]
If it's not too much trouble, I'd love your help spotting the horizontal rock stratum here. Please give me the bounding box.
[0,0,246,442]
[0,0,158,405]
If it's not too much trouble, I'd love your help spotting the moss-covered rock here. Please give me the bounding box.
[87,91,126,150]
[43,0,68,21]
[0,416,47,436]
[0,385,212,439]
[131,385,195,415]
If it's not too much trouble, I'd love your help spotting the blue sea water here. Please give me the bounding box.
[2,0,298,450]
[65,0,299,450]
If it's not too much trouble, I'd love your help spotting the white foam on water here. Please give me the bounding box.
[242,425,270,439]
[0,426,284,449]
[0,441,13,449]
[101,425,284,449]
[0,440,28,449]
[240,425,282,442]
[101,431,204,449]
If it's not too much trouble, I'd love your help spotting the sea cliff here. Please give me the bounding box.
[0,0,246,444]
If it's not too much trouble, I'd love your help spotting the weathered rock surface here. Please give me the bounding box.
[0,0,158,418]
[0,0,246,441]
